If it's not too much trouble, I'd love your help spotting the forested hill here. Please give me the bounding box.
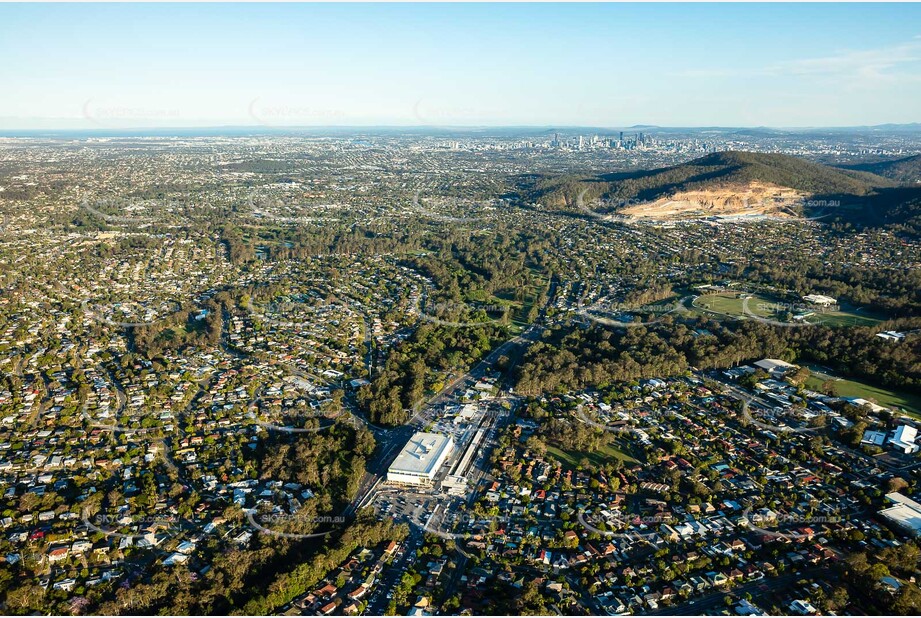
[841,154,921,185]
[526,150,896,210]
[845,187,921,237]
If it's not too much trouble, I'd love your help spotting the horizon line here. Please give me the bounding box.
[2,122,921,136]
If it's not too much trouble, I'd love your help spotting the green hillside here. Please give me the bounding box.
[529,150,896,210]
[842,154,921,185]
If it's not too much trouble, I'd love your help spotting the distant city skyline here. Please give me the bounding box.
[2,3,920,129]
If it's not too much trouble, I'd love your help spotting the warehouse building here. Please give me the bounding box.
[880,492,921,537]
[386,432,454,487]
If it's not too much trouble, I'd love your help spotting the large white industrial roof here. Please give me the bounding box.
[389,432,453,476]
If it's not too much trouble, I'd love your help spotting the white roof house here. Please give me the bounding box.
[790,599,818,615]
[163,552,190,566]
[848,398,889,413]
[803,294,837,307]
[877,331,907,342]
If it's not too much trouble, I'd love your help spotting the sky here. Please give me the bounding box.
[1,2,920,129]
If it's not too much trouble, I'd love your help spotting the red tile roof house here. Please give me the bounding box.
[298,593,317,608]
[343,558,360,572]
[728,539,746,552]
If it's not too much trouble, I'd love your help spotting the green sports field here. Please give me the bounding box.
[691,291,883,327]
[804,374,921,418]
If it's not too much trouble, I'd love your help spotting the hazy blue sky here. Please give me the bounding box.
[2,3,920,128]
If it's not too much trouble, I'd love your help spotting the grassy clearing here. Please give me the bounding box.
[494,273,548,328]
[804,374,921,418]
[546,440,642,469]
[812,308,884,327]
[691,291,883,327]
